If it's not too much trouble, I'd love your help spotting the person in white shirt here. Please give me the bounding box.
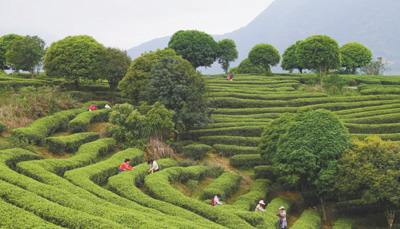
[211,194,225,206]
[105,104,111,109]
[147,159,159,173]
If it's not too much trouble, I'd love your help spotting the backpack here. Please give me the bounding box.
[210,198,215,206]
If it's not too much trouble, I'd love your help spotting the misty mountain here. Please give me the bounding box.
[127,0,400,74]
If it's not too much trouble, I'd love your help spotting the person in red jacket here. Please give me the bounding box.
[119,159,135,172]
[89,103,98,111]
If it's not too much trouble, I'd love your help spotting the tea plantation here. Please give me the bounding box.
[1,73,400,228]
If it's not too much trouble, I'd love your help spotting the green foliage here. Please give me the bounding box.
[332,218,357,229]
[99,47,131,90]
[5,35,46,77]
[298,35,341,78]
[281,40,304,73]
[340,42,372,74]
[360,57,390,75]
[323,74,347,95]
[217,39,238,74]
[43,35,106,84]
[0,34,24,70]
[0,121,6,133]
[336,136,400,228]
[68,109,111,133]
[109,102,174,149]
[265,197,295,214]
[229,154,264,169]
[190,126,264,139]
[182,144,214,160]
[199,136,260,147]
[228,66,238,74]
[213,144,258,157]
[232,179,270,211]
[253,165,276,181]
[118,48,176,103]
[291,210,321,228]
[168,30,218,68]
[248,43,280,75]
[200,172,242,200]
[146,56,212,135]
[45,132,100,154]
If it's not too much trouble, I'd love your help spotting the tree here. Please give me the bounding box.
[168,30,218,68]
[281,40,304,73]
[5,35,46,78]
[43,35,106,85]
[237,58,266,74]
[0,34,24,70]
[118,48,177,103]
[260,108,351,220]
[360,57,390,75]
[217,39,238,74]
[340,42,372,74]
[100,47,131,90]
[336,136,400,229]
[248,43,280,75]
[298,35,341,81]
[146,56,212,137]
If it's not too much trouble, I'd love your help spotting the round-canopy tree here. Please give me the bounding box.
[146,56,212,137]
[168,30,218,68]
[237,58,266,74]
[0,34,24,70]
[43,35,105,85]
[248,43,280,75]
[100,47,131,90]
[297,35,341,81]
[217,39,238,74]
[281,40,304,73]
[340,42,372,74]
[118,48,177,103]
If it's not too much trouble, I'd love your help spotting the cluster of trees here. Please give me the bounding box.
[0,34,46,77]
[259,109,400,228]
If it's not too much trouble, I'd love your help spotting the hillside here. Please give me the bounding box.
[128,0,400,74]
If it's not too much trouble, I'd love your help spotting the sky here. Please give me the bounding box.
[0,0,274,50]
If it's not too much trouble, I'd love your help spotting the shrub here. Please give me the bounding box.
[266,197,295,214]
[345,123,400,134]
[199,136,260,147]
[0,121,6,133]
[229,154,264,169]
[183,144,214,160]
[67,91,96,102]
[291,210,321,228]
[200,172,242,200]
[190,126,264,139]
[343,113,400,124]
[170,140,193,154]
[231,179,270,211]
[332,218,357,229]
[45,132,100,154]
[68,109,111,133]
[253,165,276,181]
[213,144,258,157]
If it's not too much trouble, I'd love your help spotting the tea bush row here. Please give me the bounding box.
[0,121,6,133]
[199,136,260,147]
[291,210,321,228]
[332,218,357,229]
[213,144,258,157]
[338,107,400,119]
[229,154,264,169]
[253,165,276,181]
[203,121,270,128]
[351,133,400,141]
[231,179,270,211]
[190,126,264,139]
[343,113,400,124]
[200,172,242,200]
[68,109,111,133]
[45,132,100,154]
[345,123,400,134]
[333,103,400,116]
[211,92,327,101]
[183,144,214,160]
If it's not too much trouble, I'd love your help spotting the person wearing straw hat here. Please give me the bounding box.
[275,206,287,228]
[255,200,268,211]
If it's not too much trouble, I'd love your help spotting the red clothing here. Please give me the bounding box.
[90,104,98,111]
[119,162,133,171]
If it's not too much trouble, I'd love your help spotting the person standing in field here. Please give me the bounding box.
[275,206,287,228]
[147,159,159,173]
[119,159,135,172]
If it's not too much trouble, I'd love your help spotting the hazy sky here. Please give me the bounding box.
[0,0,274,50]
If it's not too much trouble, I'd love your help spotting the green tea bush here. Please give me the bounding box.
[68,91,96,102]
[253,165,276,181]
[345,123,400,134]
[332,218,357,229]
[190,126,264,139]
[229,154,264,168]
[183,144,214,160]
[68,109,111,133]
[200,172,242,200]
[170,140,194,154]
[291,210,321,228]
[214,107,298,115]
[211,92,326,101]
[213,144,258,157]
[199,136,260,147]
[45,132,100,154]
[231,179,270,211]
[338,107,400,119]
[335,199,380,215]
[266,197,295,214]
[351,133,400,141]
[334,103,400,116]
[0,121,6,133]
[203,121,270,129]
[343,113,400,124]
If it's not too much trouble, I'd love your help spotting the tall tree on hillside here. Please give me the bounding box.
[336,136,400,229]
[340,42,372,74]
[118,48,177,103]
[0,34,24,70]
[5,35,46,78]
[168,30,219,68]
[237,58,266,74]
[248,43,280,75]
[217,39,238,74]
[43,35,106,86]
[297,35,341,82]
[281,40,304,73]
[100,47,131,90]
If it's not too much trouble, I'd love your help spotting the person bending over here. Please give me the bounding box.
[147,159,159,173]
[119,159,135,172]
